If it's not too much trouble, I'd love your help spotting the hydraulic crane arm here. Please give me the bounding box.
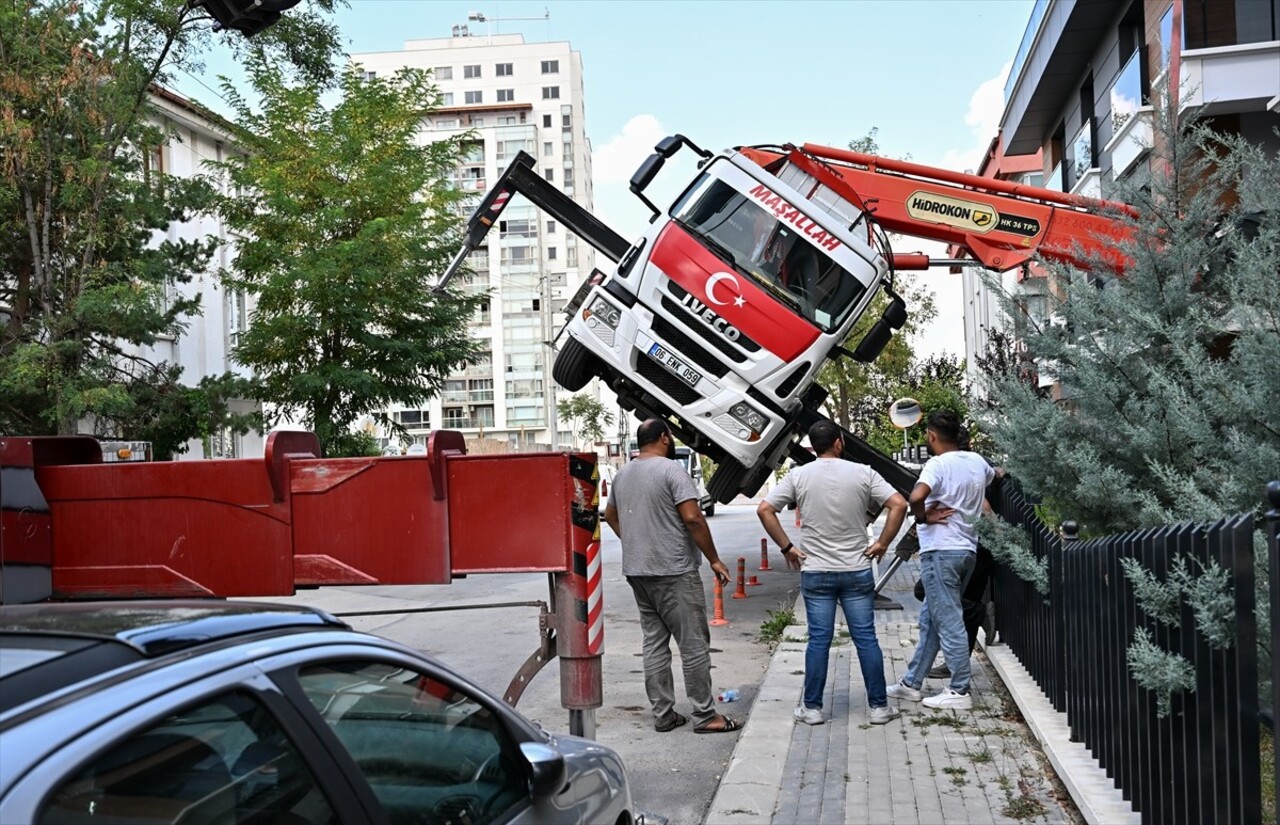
[437,150,630,291]
[739,144,1137,274]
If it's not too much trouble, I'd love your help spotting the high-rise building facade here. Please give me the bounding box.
[352,30,605,452]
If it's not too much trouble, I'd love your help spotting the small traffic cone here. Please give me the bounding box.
[747,575,761,587]
[732,557,748,599]
[710,578,729,626]
[759,538,772,571]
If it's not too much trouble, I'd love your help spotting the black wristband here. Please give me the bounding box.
[782,543,794,554]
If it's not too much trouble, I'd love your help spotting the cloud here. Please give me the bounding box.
[590,114,670,239]
[937,61,1012,173]
[592,114,667,184]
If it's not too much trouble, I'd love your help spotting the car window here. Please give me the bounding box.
[39,690,337,825]
[298,662,527,825]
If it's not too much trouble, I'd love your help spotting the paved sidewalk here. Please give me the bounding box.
[705,566,1083,825]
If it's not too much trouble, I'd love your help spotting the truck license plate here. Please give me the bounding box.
[648,343,702,388]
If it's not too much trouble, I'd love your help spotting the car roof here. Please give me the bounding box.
[0,601,349,716]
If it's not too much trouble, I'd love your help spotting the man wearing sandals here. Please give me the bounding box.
[604,419,739,734]
[757,420,909,726]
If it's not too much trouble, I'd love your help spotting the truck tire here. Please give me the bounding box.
[552,337,596,391]
[703,502,716,517]
[708,458,747,505]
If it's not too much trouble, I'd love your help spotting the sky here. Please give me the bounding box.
[175,0,1037,359]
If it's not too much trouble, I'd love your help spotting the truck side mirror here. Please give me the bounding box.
[655,135,683,158]
[630,153,665,221]
[850,294,908,363]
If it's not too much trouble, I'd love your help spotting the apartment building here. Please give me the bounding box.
[135,88,264,460]
[352,29,606,452]
[959,0,1279,388]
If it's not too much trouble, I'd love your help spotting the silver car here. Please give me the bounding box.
[0,600,635,825]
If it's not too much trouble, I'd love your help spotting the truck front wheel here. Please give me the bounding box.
[708,458,748,505]
[552,337,597,391]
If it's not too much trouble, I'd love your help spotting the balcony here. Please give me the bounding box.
[1068,123,1101,199]
[1106,52,1152,178]
[1179,40,1280,116]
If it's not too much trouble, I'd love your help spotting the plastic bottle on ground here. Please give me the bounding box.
[717,689,739,703]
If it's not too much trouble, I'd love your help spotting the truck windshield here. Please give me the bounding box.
[671,174,867,332]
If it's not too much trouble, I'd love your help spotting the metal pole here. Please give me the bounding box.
[1266,480,1279,812]
[568,708,596,739]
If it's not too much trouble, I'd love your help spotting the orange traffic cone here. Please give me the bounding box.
[747,575,761,587]
[759,538,772,571]
[732,557,748,599]
[710,578,729,626]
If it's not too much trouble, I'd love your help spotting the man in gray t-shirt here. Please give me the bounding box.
[604,419,735,734]
[758,420,908,727]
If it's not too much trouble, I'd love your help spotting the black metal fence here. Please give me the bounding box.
[990,480,1279,825]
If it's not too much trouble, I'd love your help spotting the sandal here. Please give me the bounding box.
[693,714,741,734]
[655,712,688,732]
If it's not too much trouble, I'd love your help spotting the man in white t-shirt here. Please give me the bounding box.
[888,410,994,711]
[757,421,908,726]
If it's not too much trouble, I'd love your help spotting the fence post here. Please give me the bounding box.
[1053,520,1077,714]
[1267,480,1280,819]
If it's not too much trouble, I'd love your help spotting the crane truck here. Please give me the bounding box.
[436,136,1136,506]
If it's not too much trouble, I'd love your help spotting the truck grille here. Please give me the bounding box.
[637,355,702,406]
[649,317,729,379]
[664,283,761,354]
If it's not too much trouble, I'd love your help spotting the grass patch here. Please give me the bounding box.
[911,715,971,731]
[1001,792,1047,821]
[971,747,994,764]
[943,766,968,786]
[759,606,796,644]
[1263,728,1275,825]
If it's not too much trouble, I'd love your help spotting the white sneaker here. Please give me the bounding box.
[886,681,923,702]
[793,705,824,725]
[868,705,901,725]
[922,688,972,710]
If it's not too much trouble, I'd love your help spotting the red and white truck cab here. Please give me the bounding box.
[554,139,891,501]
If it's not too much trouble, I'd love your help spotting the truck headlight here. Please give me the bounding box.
[584,296,621,329]
[728,402,768,441]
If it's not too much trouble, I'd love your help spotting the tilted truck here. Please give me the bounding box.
[437,136,1134,505]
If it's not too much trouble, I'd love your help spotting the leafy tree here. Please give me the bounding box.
[0,0,340,454]
[977,96,1279,712]
[211,57,484,456]
[557,394,614,450]
[978,114,1279,533]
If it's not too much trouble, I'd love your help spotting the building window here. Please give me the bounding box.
[436,118,460,129]
[542,86,560,100]
[547,247,557,260]
[465,90,483,105]
[435,66,453,80]
[463,64,481,79]
[542,114,552,128]
[543,141,554,157]
[497,88,514,102]
[496,62,513,76]
[362,70,376,81]
[440,92,454,106]
[499,116,517,125]
[544,167,554,182]
[470,116,484,127]
[562,113,571,128]
[541,59,559,74]
[546,220,556,234]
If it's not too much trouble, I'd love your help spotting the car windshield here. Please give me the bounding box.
[671,173,867,332]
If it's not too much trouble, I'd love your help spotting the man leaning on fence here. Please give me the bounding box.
[889,410,995,711]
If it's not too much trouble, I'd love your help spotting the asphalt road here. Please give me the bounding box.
[257,501,803,825]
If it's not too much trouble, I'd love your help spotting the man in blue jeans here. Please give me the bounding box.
[757,421,908,726]
[888,410,995,711]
